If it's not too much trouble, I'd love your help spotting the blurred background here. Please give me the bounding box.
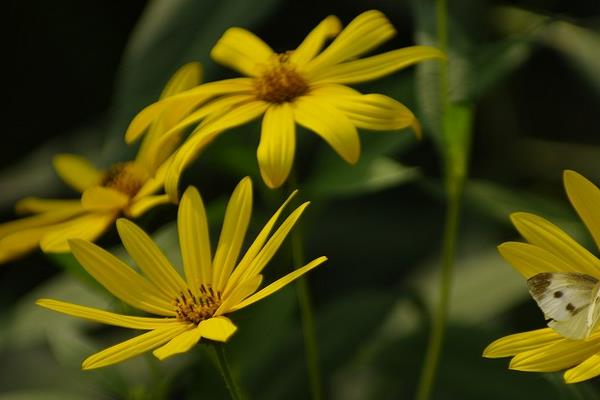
[2,0,600,399]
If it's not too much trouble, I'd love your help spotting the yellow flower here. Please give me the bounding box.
[37,177,327,369]
[124,10,445,197]
[0,63,202,263]
[484,170,600,383]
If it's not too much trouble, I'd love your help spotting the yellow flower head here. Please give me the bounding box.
[124,10,445,197]
[484,170,600,383]
[0,63,202,263]
[37,177,327,369]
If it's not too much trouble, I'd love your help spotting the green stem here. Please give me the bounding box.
[292,228,322,400]
[415,179,464,400]
[212,344,244,400]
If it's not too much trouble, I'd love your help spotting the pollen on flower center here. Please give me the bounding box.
[101,162,147,197]
[254,53,309,103]
[174,285,222,324]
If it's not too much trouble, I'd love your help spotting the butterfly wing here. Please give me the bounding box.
[528,272,599,340]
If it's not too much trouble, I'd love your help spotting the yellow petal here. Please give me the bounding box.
[564,353,600,383]
[83,323,190,370]
[309,46,446,84]
[294,96,360,164]
[212,178,253,292]
[211,27,275,76]
[0,224,59,262]
[224,190,298,296]
[290,15,342,66]
[116,219,187,299]
[142,94,254,172]
[483,328,563,358]
[229,256,327,312]
[68,239,175,316]
[127,194,170,218]
[0,207,83,239]
[235,202,310,284]
[511,212,600,277]
[563,170,600,252]
[217,275,262,315]
[15,198,83,215]
[197,316,237,342]
[125,78,254,144]
[257,104,296,189]
[497,242,583,278]
[311,86,416,131]
[159,62,203,99]
[53,154,103,193]
[179,186,213,291]
[165,101,269,202]
[153,325,204,360]
[306,10,396,72]
[36,299,178,329]
[40,212,116,253]
[509,337,600,372]
[81,187,130,211]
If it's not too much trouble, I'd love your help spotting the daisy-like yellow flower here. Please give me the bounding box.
[124,10,445,198]
[0,63,202,263]
[37,177,327,369]
[484,170,600,383]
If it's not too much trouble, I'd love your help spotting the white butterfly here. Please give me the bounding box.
[527,272,600,340]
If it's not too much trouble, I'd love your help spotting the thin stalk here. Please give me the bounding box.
[212,344,244,400]
[292,229,322,400]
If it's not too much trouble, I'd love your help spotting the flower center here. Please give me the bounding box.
[174,285,222,324]
[254,53,309,103]
[101,162,147,197]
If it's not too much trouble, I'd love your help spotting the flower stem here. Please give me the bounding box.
[212,344,244,400]
[292,228,322,400]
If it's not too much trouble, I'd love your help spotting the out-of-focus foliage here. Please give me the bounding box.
[3,0,600,398]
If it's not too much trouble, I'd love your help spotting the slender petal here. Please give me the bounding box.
[127,194,170,218]
[217,275,263,315]
[257,103,296,188]
[211,27,275,76]
[291,15,342,66]
[308,46,445,84]
[153,325,204,360]
[116,219,188,299]
[212,178,253,292]
[497,242,585,278]
[224,190,298,296]
[0,207,83,238]
[178,187,212,291]
[165,101,269,202]
[563,170,600,252]
[15,198,82,215]
[40,212,116,253]
[82,323,190,370]
[305,10,396,73]
[36,299,178,329]
[229,256,327,312]
[125,78,254,144]
[235,202,310,285]
[81,187,129,211]
[53,154,103,193]
[510,336,600,372]
[311,85,416,131]
[68,239,175,316]
[511,212,600,276]
[197,316,237,341]
[483,328,563,358]
[160,62,203,99]
[294,96,360,164]
[564,353,600,383]
[0,224,61,262]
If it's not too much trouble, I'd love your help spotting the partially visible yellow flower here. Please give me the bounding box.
[124,10,445,197]
[0,63,202,263]
[37,177,327,369]
[484,170,600,383]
